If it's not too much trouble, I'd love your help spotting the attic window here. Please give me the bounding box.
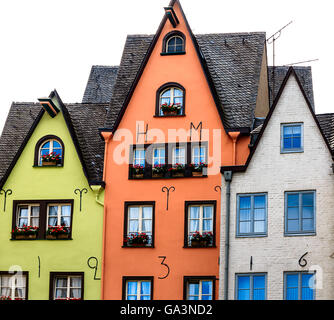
[161,31,186,56]
[34,135,64,167]
[156,83,185,116]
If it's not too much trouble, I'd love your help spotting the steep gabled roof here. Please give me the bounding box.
[316,113,334,152]
[0,102,108,188]
[221,67,334,173]
[82,66,119,104]
[100,0,266,132]
[268,66,315,109]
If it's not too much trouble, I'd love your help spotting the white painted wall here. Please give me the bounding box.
[219,73,334,300]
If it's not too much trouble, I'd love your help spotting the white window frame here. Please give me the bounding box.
[159,87,184,115]
[188,204,214,245]
[153,147,165,166]
[53,275,82,300]
[39,139,62,165]
[125,280,151,300]
[166,36,184,53]
[133,148,146,167]
[187,279,213,300]
[0,273,27,300]
[127,205,153,243]
[47,203,72,228]
[191,145,206,165]
[172,146,186,165]
[16,204,40,228]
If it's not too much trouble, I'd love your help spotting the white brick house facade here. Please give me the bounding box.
[219,70,334,300]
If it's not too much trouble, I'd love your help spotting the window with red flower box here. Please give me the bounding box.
[11,200,73,240]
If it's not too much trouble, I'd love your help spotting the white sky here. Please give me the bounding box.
[0,0,333,132]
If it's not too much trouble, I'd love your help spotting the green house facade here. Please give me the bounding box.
[0,92,107,300]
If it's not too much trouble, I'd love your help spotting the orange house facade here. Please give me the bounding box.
[99,0,269,300]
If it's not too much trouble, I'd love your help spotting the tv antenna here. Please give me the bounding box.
[267,21,293,104]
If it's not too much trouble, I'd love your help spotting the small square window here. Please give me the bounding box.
[284,272,315,300]
[184,277,215,300]
[236,274,266,300]
[285,191,315,235]
[123,277,153,300]
[281,123,303,153]
[123,202,154,247]
[50,273,83,300]
[237,194,267,237]
[185,201,216,248]
[0,272,28,300]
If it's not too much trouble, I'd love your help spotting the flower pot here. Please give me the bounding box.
[28,234,37,239]
[192,171,203,177]
[46,234,57,240]
[172,171,184,177]
[152,172,164,178]
[162,110,178,116]
[57,233,70,239]
[15,235,26,240]
[130,243,146,247]
[42,161,57,166]
[133,173,144,179]
[191,240,208,248]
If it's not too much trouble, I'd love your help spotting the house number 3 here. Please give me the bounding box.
[158,256,170,279]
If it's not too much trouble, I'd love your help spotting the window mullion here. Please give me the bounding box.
[139,207,143,233]
[67,276,71,299]
[299,193,302,232]
[251,196,254,234]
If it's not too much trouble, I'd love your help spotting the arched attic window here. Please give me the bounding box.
[34,135,64,167]
[161,31,186,55]
[156,83,185,116]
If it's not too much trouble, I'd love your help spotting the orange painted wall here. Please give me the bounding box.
[102,1,250,300]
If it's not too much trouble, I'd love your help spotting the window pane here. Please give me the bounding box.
[53,141,61,149]
[254,221,265,233]
[254,196,265,208]
[302,218,314,231]
[190,206,200,219]
[287,194,299,207]
[254,208,265,221]
[201,281,212,295]
[301,274,314,300]
[70,289,81,299]
[142,207,152,219]
[129,220,139,233]
[127,282,137,295]
[188,283,199,295]
[286,274,298,300]
[203,219,212,232]
[142,220,152,233]
[238,289,250,300]
[140,281,151,295]
[240,221,251,233]
[239,197,251,209]
[129,207,139,219]
[41,141,50,149]
[238,276,250,289]
[61,205,71,216]
[287,207,299,220]
[19,207,28,217]
[253,289,265,300]
[302,193,314,206]
[292,137,301,148]
[239,209,251,222]
[283,138,292,149]
[56,277,68,287]
[31,206,39,217]
[203,206,213,219]
[292,125,301,135]
[287,219,299,232]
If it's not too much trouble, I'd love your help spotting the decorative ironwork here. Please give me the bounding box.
[250,256,253,271]
[190,122,202,141]
[74,188,88,212]
[162,186,175,211]
[0,188,12,212]
[136,123,148,143]
[298,252,308,267]
[87,257,101,280]
[158,256,170,280]
[214,185,221,192]
[38,256,41,278]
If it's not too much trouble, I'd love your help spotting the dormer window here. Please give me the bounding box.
[161,31,186,55]
[34,135,64,167]
[156,83,185,116]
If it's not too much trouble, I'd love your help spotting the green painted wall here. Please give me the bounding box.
[0,110,104,300]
